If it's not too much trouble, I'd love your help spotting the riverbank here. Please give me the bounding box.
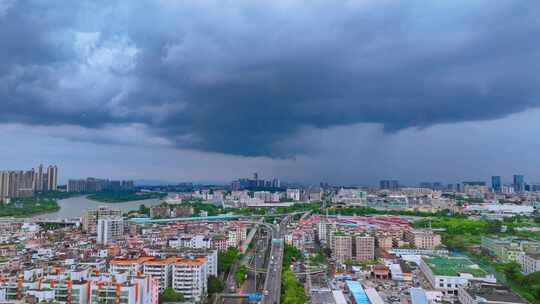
[86,191,167,203]
[0,198,60,217]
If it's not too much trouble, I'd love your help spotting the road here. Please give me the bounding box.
[261,214,294,304]
[216,213,300,304]
[262,237,284,304]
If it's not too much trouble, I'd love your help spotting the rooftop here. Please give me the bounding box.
[466,283,527,303]
[345,281,370,304]
[423,256,487,277]
[410,288,428,304]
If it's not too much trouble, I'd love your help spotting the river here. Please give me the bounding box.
[31,195,164,219]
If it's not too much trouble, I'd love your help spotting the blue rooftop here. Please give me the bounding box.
[410,288,428,304]
[129,214,238,223]
[346,281,370,304]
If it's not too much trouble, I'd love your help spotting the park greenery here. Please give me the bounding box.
[327,206,452,217]
[37,191,80,200]
[413,216,540,251]
[87,191,166,203]
[281,269,307,304]
[158,287,184,304]
[280,245,306,303]
[0,197,59,217]
[414,215,540,302]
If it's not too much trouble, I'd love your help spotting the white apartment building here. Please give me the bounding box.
[169,235,211,249]
[316,221,329,244]
[88,274,158,304]
[286,188,301,201]
[142,258,174,292]
[110,255,213,300]
[96,216,124,244]
[172,257,208,303]
[519,253,540,275]
[0,272,157,304]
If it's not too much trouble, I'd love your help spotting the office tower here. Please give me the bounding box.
[491,176,502,192]
[513,174,525,192]
[96,216,124,244]
[46,165,58,191]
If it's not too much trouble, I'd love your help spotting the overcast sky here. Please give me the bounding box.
[0,0,539,185]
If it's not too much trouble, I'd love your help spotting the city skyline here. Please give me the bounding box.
[1,1,540,184]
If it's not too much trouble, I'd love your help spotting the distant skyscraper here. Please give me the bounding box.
[380,180,399,191]
[513,174,525,192]
[46,165,58,191]
[491,176,502,192]
[35,164,44,192]
[271,178,280,188]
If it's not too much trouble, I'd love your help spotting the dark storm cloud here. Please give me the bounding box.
[1,0,539,156]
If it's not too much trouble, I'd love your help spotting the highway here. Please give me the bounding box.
[262,237,284,304]
[261,214,293,304]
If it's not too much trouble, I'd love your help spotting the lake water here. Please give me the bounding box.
[31,195,164,219]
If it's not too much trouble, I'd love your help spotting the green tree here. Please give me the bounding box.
[218,247,240,274]
[159,288,184,303]
[207,275,224,294]
[487,220,502,233]
[281,269,306,304]
[234,265,248,287]
[283,245,303,269]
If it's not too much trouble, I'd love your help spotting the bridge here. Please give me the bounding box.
[127,211,306,224]
[245,265,326,275]
[213,292,262,304]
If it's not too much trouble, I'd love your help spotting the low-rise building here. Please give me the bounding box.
[419,256,496,298]
[481,236,540,262]
[458,282,527,304]
[519,253,540,275]
[404,229,441,249]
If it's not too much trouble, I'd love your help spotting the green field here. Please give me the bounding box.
[424,256,487,277]
[87,191,166,203]
[0,197,60,217]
